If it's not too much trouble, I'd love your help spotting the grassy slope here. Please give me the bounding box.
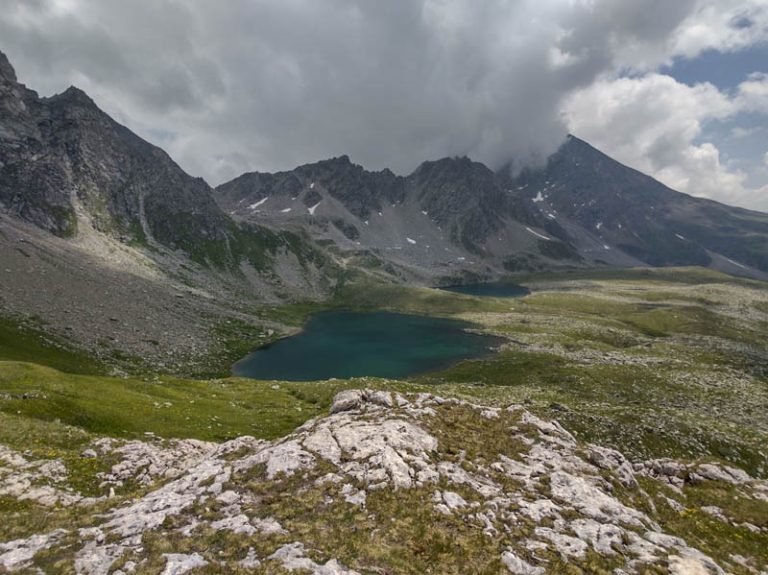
[1,267,766,453]
[0,316,107,375]
[1,266,767,570]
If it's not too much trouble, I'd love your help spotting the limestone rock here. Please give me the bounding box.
[330,390,365,414]
[267,543,360,574]
[0,390,746,573]
[161,553,207,575]
[501,549,545,575]
[0,530,67,571]
[587,444,638,488]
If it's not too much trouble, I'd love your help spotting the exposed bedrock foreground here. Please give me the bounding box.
[1,390,766,574]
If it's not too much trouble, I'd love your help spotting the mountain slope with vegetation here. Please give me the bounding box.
[0,269,767,574]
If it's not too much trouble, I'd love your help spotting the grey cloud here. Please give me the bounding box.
[0,0,760,195]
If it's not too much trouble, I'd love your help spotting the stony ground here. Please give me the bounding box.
[1,390,766,574]
[0,214,300,376]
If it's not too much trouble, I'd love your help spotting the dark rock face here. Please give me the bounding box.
[0,51,243,267]
[0,53,76,236]
[217,155,544,255]
[407,157,509,248]
[294,156,406,219]
[218,156,407,220]
[504,136,768,272]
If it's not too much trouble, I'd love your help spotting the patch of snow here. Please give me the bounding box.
[525,227,550,241]
[596,222,602,230]
[378,211,383,216]
[364,220,369,225]
[307,202,322,216]
[406,238,417,245]
[725,257,747,269]
[248,197,269,210]
[310,182,315,189]
[280,208,292,213]
[532,191,545,203]
[603,245,611,250]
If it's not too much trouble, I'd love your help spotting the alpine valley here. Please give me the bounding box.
[1,49,767,575]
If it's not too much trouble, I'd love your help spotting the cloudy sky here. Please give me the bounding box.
[2,0,767,210]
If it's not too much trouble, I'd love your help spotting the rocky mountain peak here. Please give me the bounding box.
[413,155,493,179]
[328,154,351,165]
[0,50,18,84]
[296,154,365,178]
[53,85,98,108]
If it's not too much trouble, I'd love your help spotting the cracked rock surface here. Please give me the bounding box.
[1,390,767,574]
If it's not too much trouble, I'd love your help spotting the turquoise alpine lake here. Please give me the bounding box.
[439,283,530,297]
[233,310,502,381]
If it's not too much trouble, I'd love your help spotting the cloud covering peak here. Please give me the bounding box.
[1,0,767,209]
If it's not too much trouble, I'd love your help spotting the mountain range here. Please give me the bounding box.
[1,47,768,366]
[3,49,767,288]
[216,137,768,282]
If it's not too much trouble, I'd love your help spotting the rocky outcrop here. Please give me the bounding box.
[2,390,765,573]
[0,445,80,507]
[92,437,217,487]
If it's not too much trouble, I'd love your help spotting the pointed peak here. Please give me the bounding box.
[0,50,18,84]
[59,85,96,105]
[561,133,596,152]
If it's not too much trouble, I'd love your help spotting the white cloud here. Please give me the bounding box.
[670,0,768,59]
[730,126,759,139]
[558,0,768,72]
[737,73,768,114]
[2,0,603,183]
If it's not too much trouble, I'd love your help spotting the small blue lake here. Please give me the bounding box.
[439,283,530,298]
[233,310,501,382]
